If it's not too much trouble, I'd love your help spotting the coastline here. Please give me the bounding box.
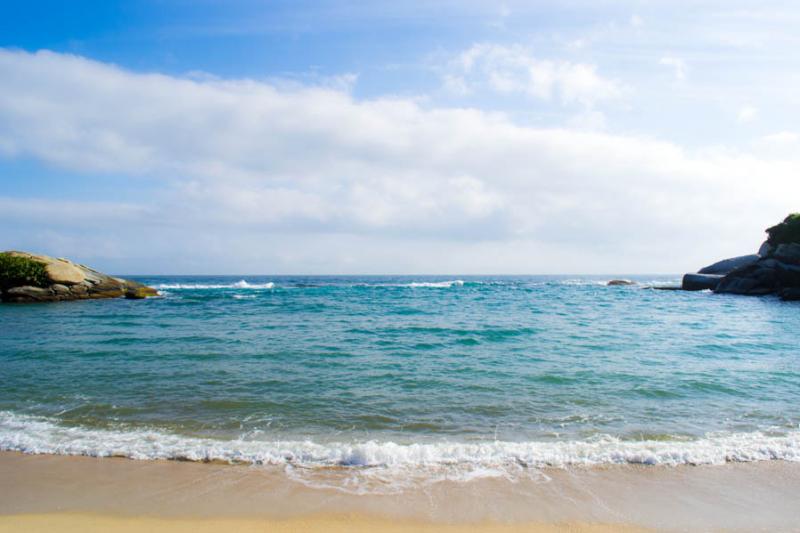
[2,452,800,531]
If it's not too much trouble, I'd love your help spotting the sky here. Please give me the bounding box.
[1,0,799,274]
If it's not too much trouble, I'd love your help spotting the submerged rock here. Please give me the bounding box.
[0,251,158,303]
[607,279,636,286]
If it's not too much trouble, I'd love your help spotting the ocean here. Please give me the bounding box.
[1,275,799,492]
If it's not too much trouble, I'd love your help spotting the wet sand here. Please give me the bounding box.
[1,452,799,531]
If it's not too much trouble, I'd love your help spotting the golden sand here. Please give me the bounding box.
[0,514,648,533]
[2,452,800,531]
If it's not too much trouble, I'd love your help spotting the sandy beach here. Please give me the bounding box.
[2,452,800,531]
[0,514,645,533]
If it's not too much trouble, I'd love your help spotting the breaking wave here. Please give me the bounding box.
[2,411,798,492]
[155,280,275,290]
[405,280,465,288]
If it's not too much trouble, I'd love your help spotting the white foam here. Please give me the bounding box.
[155,280,275,290]
[2,411,799,477]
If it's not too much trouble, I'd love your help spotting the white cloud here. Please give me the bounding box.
[761,131,799,144]
[752,131,799,159]
[566,110,607,131]
[442,44,623,107]
[659,56,686,81]
[0,49,799,273]
[737,105,758,123]
[630,14,644,28]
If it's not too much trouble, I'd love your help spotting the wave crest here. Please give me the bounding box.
[155,280,275,290]
[2,411,799,490]
[405,280,465,288]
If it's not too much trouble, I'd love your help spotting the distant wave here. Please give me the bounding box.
[405,280,465,288]
[2,411,798,492]
[155,280,275,290]
[153,280,468,290]
[339,280,469,289]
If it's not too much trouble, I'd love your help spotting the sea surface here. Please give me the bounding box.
[1,275,799,491]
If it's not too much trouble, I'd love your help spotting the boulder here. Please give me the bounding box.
[758,240,774,257]
[776,261,800,287]
[607,279,636,286]
[5,251,85,284]
[1,251,158,303]
[125,283,159,299]
[70,283,88,296]
[682,273,724,291]
[773,243,800,265]
[715,263,779,295]
[51,284,71,297]
[44,260,85,285]
[5,286,56,302]
[698,254,759,275]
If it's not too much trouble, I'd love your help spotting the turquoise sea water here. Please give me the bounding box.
[2,276,799,488]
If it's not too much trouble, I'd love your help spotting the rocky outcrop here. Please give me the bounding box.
[0,251,158,303]
[715,247,800,297]
[680,214,800,301]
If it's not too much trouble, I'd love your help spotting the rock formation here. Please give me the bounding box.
[0,251,158,303]
[681,214,800,300]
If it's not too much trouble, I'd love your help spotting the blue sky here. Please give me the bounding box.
[1,1,799,274]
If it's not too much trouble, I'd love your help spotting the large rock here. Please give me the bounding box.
[677,214,800,299]
[5,286,57,302]
[775,260,800,287]
[698,254,759,275]
[682,273,724,291]
[773,243,800,265]
[5,251,85,285]
[715,261,779,295]
[714,255,800,297]
[124,281,159,299]
[45,260,85,285]
[1,251,158,303]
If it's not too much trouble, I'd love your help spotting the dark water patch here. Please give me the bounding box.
[630,385,684,399]
[681,379,749,397]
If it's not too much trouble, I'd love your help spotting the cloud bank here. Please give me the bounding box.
[0,49,798,274]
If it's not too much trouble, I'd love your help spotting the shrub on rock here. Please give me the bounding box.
[766,213,800,246]
[0,253,49,290]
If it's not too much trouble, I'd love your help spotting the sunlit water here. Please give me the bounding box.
[2,276,799,490]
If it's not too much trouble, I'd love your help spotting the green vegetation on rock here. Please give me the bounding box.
[0,253,49,290]
[766,213,800,245]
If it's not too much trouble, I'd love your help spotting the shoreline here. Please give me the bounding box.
[0,514,646,533]
[2,452,800,531]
